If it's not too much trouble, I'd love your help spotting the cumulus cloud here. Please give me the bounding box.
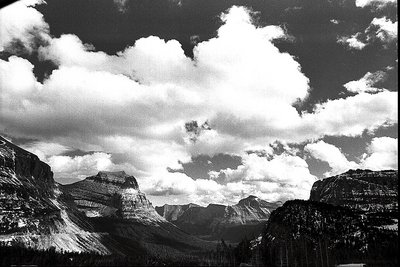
[338,16,397,50]
[21,141,71,161]
[208,153,317,201]
[370,17,397,44]
[355,0,397,8]
[344,70,388,93]
[305,141,359,176]
[338,33,367,50]
[306,137,398,177]
[0,0,50,53]
[300,91,397,137]
[47,153,116,180]
[0,5,398,204]
[361,137,398,170]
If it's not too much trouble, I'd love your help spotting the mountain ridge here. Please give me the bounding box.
[156,194,282,242]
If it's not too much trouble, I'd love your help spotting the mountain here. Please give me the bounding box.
[62,171,162,222]
[259,169,398,266]
[155,203,201,222]
[310,169,398,212]
[0,136,109,254]
[0,136,213,260]
[156,195,281,242]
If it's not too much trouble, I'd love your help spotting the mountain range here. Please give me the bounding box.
[156,196,281,242]
[0,135,398,266]
[0,136,212,260]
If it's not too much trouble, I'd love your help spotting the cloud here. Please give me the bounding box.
[338,33,367,50]
[0,5,398,204]
[370,17,397,44]
[47,152,116,180]
[338,16,397,50]
[0,0,50,53]
[361,137,398,170]
[344,70,388,93]
[208,153,317,201]
[355,0,397,8]
[300,91,397,137]
[21,141,71,161]
[113,0,129,12]
[305,137,398,177]
[305,140,359,176]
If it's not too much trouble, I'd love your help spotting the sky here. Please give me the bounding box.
[0,0,397,206]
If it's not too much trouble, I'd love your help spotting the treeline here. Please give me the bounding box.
[0,245,203,266]
[1,232,398,266]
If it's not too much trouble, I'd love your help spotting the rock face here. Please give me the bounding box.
[155,203,200,222]
[0,136,213,258]
[62,171,162,222]
[0,136,109,254]
[157,195,281,242]
[310,169,398,212]
[260,169,398,266]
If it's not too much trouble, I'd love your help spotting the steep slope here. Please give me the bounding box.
[310,169,398,212]
[0,136,213,259]
[62,171,214,257]
[260,200,398,266]
[0,136,109,254]
[155,203,200,222]
[157,196,281,242]
[259,169,398,266]
[62,171,162,222]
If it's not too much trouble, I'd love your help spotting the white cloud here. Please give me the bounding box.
[361,137,398,170]
[21,141,71,161]
[113,0,129,12]
[305,140,359,176]
[0,0,50,53]
[338,34,367,50]
[300,91,397,137]
[337,16,397,50]
[370,17,397,44]
[306,137,398,177]
[47,153,115,180]
[344,70,387,93]
[356,0,397,8]
[209,153,317,201]
[0,5,398,204]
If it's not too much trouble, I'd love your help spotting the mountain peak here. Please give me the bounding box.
[88,170,139,189]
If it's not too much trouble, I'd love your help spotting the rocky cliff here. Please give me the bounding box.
[0,136,109,254]
[62,171,162,222]
[259,169,398,266]
[0,136,213,258]
[310,169,398,212]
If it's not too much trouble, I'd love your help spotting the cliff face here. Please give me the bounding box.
[260,169,398,266]
[0,136,109,254]
[62,171,163,222]
[310,169,398,212]
[0,136,212,257]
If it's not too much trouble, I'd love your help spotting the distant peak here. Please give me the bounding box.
[89,171,138,189]
[97,170,126,176]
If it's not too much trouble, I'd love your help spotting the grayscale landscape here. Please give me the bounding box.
[0,0,398,266]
